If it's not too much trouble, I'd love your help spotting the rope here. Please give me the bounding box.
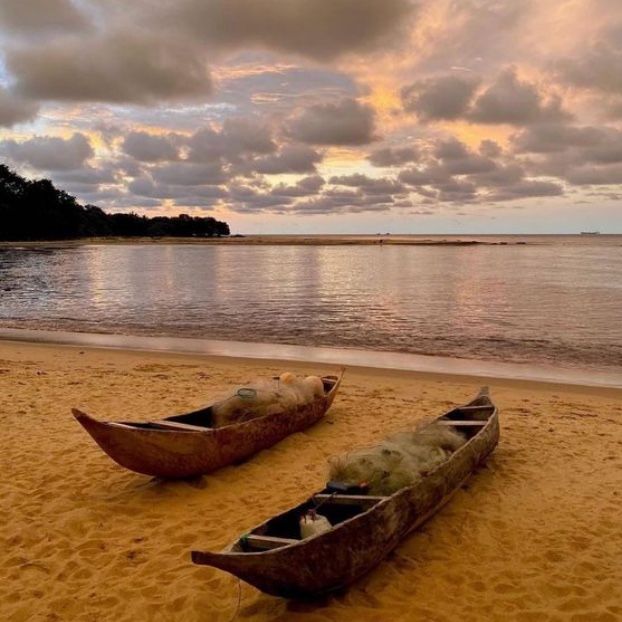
[312,490,337,512]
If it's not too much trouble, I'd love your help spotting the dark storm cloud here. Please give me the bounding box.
[172,0,414,61]
[122,132,180,162]
[469,68,570,125]
[0,0,88,35]
[0,87,39,127]
[368,146,419,167]
[401,74,479,121]
[287,98,376,146]
[6,31,212,104]
[1,133,93,170]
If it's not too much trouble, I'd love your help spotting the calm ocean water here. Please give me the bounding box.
[1,235,621,372]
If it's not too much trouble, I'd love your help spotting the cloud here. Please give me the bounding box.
[434,138,496,174]
[399,68,570,128]
[1,133,93,170]
[329,173,405,195]
[53,166,118,186]
[401,74,479,121]
[469,68,570,125]
[6,31,212,104]
[287,98,376,145]
[0,87,39,127]
[172,0,414,61]
[486,180,563,201]
[252,144,322,174]
[398,164,449,187]
[270,175,325,197]
[393,135,566,205]
[368,146,418,167]
[0,0,88,35]
[122,132,180,162]
[513,122,622,185]
[556,28,622,95]
[187,118,276,162]
[564,164,622,185]
[128,176,227,200]
[513,124,605,154]
[151,162,226,186]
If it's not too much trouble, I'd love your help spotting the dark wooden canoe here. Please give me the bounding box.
[73,371,343,479]
[191,387,498,598]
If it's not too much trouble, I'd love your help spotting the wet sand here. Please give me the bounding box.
[1,340,621,621]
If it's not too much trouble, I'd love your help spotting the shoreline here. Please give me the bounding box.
[0,234,535,247]
[1,327,621,392]
[1,233,621,248]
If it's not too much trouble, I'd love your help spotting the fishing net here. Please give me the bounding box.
[211,373,324,427]
[328,423,467,496]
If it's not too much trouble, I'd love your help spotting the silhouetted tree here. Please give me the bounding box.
[0,165,230,240]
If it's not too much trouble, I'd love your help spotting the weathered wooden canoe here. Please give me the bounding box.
[191,387,498,598]
[73,371,343,479]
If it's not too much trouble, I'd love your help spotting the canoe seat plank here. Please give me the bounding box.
[437,420,487,427]
[243,535,298,550]
[313,494,387,506]
[151,421,210,432]
[457,405,492,411]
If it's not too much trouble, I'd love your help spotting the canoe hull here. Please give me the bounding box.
[192,391,499,597]
[74,373,342,479]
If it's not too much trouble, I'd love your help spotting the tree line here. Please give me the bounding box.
[0,164,230,241]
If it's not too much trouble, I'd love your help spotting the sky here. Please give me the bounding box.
[0,0,621,234]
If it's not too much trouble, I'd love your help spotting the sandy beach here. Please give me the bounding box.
[1,340,621,622]
[0,234,531,248]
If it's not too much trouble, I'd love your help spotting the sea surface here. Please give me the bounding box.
[1,235,621,372]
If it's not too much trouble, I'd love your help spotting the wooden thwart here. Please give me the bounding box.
[437,420,487,427]
[243,535,298,550]
[150,421,211,432]
[313,494,387,506]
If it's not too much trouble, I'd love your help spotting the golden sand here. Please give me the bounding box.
[1,341,621,621]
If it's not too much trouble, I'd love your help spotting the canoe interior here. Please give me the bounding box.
[117,375,340,431]
[233,395,495,553]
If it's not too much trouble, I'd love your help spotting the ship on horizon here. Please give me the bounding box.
[580,231,601,235]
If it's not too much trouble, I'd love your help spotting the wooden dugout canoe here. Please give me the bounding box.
[72,371,343,479]
[191,387,499,598]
